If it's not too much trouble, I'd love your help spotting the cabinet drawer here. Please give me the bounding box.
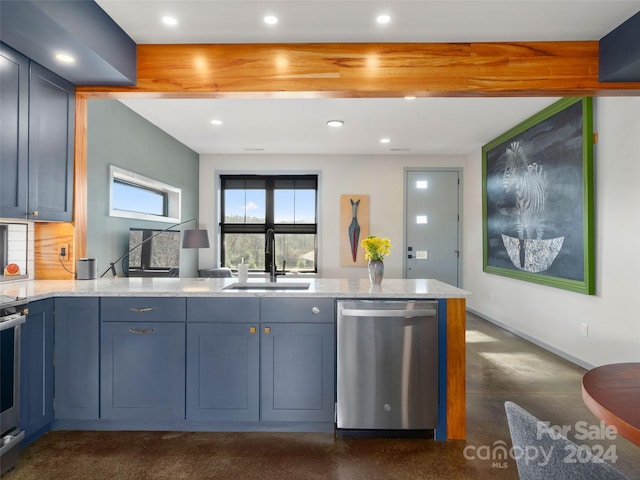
[187,297,259,323]
[101,297,186,322]
[261,298,334,323]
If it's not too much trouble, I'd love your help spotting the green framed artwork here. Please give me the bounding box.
[482,97,595,294]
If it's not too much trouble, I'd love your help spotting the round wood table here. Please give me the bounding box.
[582,362,640,446]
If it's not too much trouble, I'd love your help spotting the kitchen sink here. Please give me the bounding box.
[222,282,311,291]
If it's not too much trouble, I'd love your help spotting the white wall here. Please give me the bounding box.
[463,97,640,368]
[199,154,466,279]
[0,219,34,281]
[199,97,640,368]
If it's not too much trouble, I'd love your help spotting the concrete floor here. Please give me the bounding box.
[5,313,640,480]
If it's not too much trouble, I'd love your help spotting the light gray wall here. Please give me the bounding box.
[86,100,200,277]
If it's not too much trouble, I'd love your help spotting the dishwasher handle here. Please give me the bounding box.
[340,308,436,318]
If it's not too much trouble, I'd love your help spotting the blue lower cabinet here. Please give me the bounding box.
[20,298,54,445]
[101,322,185,420]
[186,323,259,421]
[54,297,100,421]
[261,323,335,423]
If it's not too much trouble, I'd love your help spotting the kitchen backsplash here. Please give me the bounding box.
[0,219,33,282]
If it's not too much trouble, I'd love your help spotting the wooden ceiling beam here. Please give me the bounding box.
[78,41,640,98]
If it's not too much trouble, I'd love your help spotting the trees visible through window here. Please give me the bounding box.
[220,175,318,273]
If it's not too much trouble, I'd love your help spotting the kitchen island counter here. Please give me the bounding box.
[0,277,470,301]
[5,277,469,440]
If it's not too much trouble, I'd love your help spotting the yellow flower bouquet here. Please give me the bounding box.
[361,235,392,262]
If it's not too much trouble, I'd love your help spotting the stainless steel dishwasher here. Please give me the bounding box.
[336,300,438,432]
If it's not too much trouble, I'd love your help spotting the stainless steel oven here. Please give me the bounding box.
[0,295,27,475]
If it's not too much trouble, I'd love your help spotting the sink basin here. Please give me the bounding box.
[222,282,311,291]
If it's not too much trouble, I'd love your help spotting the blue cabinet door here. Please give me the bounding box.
[186,323,259,421]
[54,298,100,420]
[0,43,74,221]
[261,323,335,422]
[20,298,54,445]
[27,62,74,221]
[101,322,185,420]
[0,43,29,218]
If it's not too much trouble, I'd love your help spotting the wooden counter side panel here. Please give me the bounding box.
[447,298,466,440]
[77,42,640,97]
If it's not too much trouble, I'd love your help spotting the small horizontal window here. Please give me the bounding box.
[112,180,167,217]
[109,165,181,223]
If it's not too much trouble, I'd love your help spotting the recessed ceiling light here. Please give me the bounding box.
[376,14,391,24]
[210,119,223,126]
[162,16,178,26]
[264,15,278,25]
[380,138,391,144]
[54,53,75,64]
[404,96,416,100]
[327,120,344,127]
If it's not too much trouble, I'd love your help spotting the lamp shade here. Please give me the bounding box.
[182,229,210,249]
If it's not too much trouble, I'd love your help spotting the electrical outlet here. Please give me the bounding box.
[581,323,589,337]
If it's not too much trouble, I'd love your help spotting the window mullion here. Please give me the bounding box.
[265,177,275,271]
[265,177,275,229]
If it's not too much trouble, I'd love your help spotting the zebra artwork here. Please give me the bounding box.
[500,141,564,273]
[502,141,546,240]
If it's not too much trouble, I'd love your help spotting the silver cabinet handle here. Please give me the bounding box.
[129,307,155,313]
[311,306,320,315]
[129,328,154,335]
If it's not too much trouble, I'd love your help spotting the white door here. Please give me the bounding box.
[404,169,460,286]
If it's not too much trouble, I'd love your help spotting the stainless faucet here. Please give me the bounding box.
[265,228,277,282]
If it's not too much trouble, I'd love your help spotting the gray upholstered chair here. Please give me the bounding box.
[198,268,233,278]
[167,267,180,277]
[504,401,628,480]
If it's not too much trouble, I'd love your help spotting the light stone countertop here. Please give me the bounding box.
[0,277,471,302]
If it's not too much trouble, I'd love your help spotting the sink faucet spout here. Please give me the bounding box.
[265,228,277,282]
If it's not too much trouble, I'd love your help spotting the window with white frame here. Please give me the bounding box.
[109,165,181,223]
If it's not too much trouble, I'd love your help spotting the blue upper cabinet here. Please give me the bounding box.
[0,43,74,221]
[28,63,75,221]
[0,44,29,218]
